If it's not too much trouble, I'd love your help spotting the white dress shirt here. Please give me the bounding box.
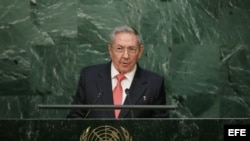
[111,63,137,104]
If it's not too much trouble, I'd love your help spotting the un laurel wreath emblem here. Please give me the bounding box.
[80,125,132,141]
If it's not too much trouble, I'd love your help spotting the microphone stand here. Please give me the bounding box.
[125,88,134,118]
[84,92,103,118]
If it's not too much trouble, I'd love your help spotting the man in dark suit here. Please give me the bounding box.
[67,25,168,118]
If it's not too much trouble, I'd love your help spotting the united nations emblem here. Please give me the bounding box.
[80,125,132,141]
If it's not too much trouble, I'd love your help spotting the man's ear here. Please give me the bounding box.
[138,45,144,58]
[108,44,113,56]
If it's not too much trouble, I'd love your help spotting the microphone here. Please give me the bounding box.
[125,88,134,118]
[84,91,103,118]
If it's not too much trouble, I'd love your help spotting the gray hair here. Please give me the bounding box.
[109,25,143,45]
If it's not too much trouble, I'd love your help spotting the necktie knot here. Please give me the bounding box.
[116,74,125,82]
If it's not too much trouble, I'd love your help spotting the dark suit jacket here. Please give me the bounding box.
[67,62,168,118]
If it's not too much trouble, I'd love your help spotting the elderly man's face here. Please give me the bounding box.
[109,32,144,74]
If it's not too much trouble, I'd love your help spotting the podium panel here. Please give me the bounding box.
[1,119,250,141]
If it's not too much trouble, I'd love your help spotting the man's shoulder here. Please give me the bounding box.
[139,67,164,80]
[80,63,109,73]
[83,63,107,69]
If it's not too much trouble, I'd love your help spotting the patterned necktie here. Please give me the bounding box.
[113,74,125,118]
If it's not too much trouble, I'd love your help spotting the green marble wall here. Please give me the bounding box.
[0,0,250,118]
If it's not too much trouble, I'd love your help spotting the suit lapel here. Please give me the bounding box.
[119,66,148,118]
[97,62,115,118]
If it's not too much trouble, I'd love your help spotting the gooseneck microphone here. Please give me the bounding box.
[84,91,103,118]
[125,88,134,118]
